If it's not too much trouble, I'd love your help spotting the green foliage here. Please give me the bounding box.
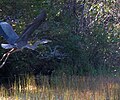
[0,0,119,75]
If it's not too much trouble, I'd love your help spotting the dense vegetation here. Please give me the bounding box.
[0,0,119,77]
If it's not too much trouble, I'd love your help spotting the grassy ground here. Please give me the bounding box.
[0,75,120,100]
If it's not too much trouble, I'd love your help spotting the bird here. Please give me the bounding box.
[0,10,51,68]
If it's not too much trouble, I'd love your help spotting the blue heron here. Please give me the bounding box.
[0,10,51,68]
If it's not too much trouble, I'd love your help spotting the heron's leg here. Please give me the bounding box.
[0,52,11,68]
[0,53,7,61]
[0,48,15,62]
[0,48,15,68]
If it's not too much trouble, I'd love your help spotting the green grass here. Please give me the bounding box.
[0,75,120,100]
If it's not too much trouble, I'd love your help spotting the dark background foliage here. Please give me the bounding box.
[0,0,119,77]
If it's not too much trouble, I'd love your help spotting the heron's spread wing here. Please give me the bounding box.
[17,10,47,43]
[0,22,19,44]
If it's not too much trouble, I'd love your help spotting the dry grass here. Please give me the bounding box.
[0,75,120,100]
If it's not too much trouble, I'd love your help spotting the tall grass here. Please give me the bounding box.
[0,75,120,100]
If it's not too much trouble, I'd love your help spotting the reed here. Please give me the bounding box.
[0,75,120,100]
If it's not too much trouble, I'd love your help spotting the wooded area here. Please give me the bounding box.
[0,0,119,77]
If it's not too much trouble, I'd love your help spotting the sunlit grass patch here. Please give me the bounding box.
[0,75,120,100]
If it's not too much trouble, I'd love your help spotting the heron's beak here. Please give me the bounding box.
[44,40,52,43]
[39,39,52,44]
